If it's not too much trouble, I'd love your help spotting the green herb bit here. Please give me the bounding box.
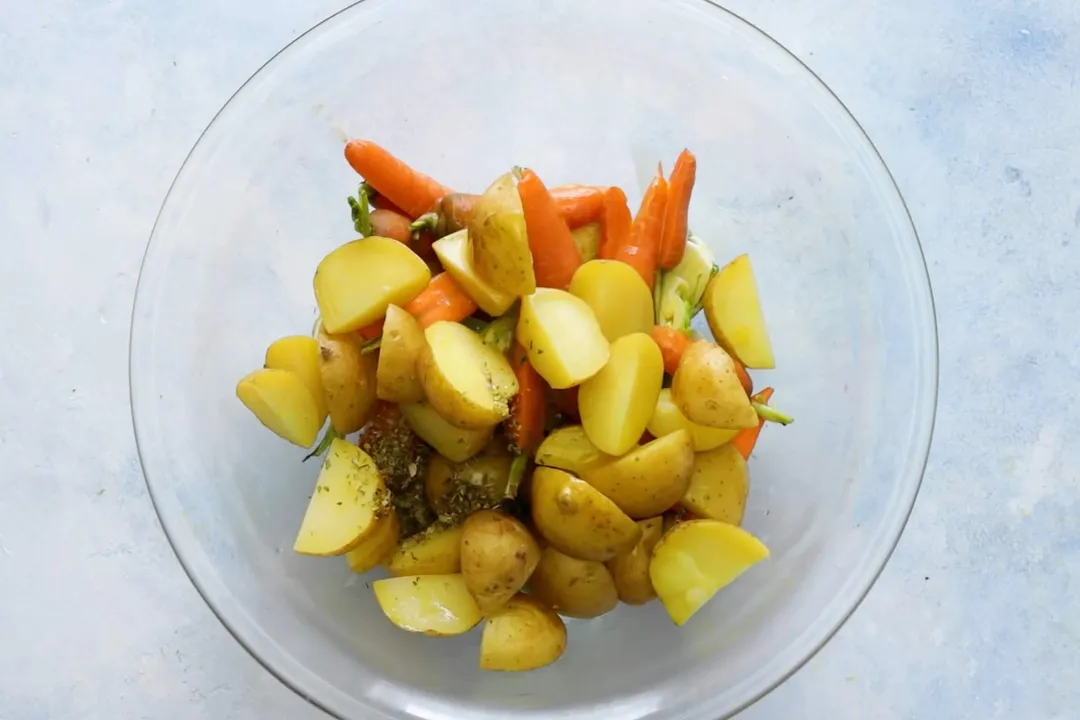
[303,426,341,462]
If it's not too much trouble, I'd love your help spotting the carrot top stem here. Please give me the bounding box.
[751,401,793,425]
[347,183,373,235]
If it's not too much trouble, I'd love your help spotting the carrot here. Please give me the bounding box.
[731,387,774,460]
[344,139,454,219]
[403,272,478,328]
[614,166,668,290]
[598,186,632,259]
[550,185,605,228]
[651,325,693,375]
[508,342,547,455]
[733,357,753,396]
[518,169,583,289]
[369,208,413,244]
[411,193,478,238]
[357,320,383,341]
[368,191,409,218]
[659,150,697,269]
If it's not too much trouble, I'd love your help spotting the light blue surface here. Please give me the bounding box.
[0,1,1075,718]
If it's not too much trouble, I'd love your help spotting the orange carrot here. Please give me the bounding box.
[508,343,547,455]
[733,357,753,396]
[403,272,478,328]
[550,185,605,229]
[659,150,697,269]
[518,169,583,290]
[651,325,693,375]
[368,192,409,218]
[344,140,454,219]
[357,320,383,341]
[598,186,631,259]
[731,387,774,460]
[369,208,413,244]
[613,167,668,290]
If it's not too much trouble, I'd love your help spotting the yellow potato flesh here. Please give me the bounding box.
[345,509,401,573]
[704,253,775,369]
[264,335,327,422]
[570,223,601,263]
[376,305,425,404]
[372,574,482,637]
[681,443,750,525]
[649,519,769,626]
[468,172,536,296]
[530,467,641,562]
[535,425,614,477]
[433,230,516,316]
[579,332,664,456]
[480,594,567,671]
[236,368,322,447]
[461,510,541,614]
[419,321,519,430]
[317,329,379,434]
[294,439,389,556]
[671,340,757,430]
[582,430,694,518]
[387,524,465,576]
[647,388,738,451]
[517,288,609,389]
[607,517,664,605]
[568,260,655,342]
[529,546,619,618]
[400,402,493,463]
[314,236,431,334]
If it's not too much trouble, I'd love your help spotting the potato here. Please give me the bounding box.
[314,236,431,334]
[480,594,567,671]
[570,223,601,262]
[681,443,750,525]
[649,519,769,626]
[345,509,401,573]
[579,332,664,456]
[236,368,322,447]
[400,401,493,463]
[376,305,425,404]
[535,425,613,477]
[432,229,516,316]
[581,430,694,518]
[264,335,327,422]
[387,524,465,576]
[529,546,619,618]
[372,574,482,636]
[568,260,655,342]
[647,388,738,452]
[607,517,664,605]
[530,467,641,561]
[317,329,379,434]
[425,444,512,517]
[670,340,757,430]
[293,439,391,556]
[461,510,541,613]
[517,288,609,389]
[418,321,518,430]
[704,253,775,369]
[468,171,536,296]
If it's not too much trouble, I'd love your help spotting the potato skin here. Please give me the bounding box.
[468,172,536,296]
[671,340,757,430]
[317,329,378,434]
[534,425,614,477]
[530,467,641,562]
[386,524,464,576]
[376,305,425,404]
[606,517,664,605]
[647,388,738,451]
[346,509,401,573]
[480,594,567,672]
[681,443,750,525]
[460,510,541,613]
[581,430,695,518]
[529,546,619,618]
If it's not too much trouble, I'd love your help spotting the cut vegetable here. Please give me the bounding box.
[647,388,738,452]
[530,467,641,562]
[375,305,425,404]
[387,524,465,576]
[236,368,323,448]
[534,425,613,477]
[372,574,482,636]
[264,335,327,422]
[582,430,694,519]
[517,288,610,389]
[432,229,516,316]
[529,545,619,619]
[461,510,541,614]
[578,332,664,456]
[569,260,655,342]
[345,509,401,573]
[607,517,664,605]
[703,254,775,369]
[670,340,757,430]
[681,443,749,525]
[400,401,493,463]
[480,594,567,671]
[468,171,535,296]
[317,328,379,435]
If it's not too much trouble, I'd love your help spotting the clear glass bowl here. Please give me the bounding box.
[130,0,937,718]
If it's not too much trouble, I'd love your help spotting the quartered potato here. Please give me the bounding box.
[649,519,769,626]
[425,443,512,516]
[400,401,493,463]
[418,321,518,430]
[671,340,757,430]
[314,236,431,334]
[264,335,327,422]
[647,388,738,452]
[373,574,482,636]
[480,594,567,671]
[433,229,516,316]
[468,171,536,296]
[317,328,379,434]
[581,430,694,519]
[346,509,401,573]
[704,253,775,369]
[236,368,322,447]
[294,439,391,556]
[534,425,613,477]
[569,260,655,342]
[529,545,619,618]
[461,510,541,613]
[530,467,641,562]
[681,443,750,525]
[376,305,425,404]
[607,517,664,605]
[578,332,664,456]
[386,524,465,576]
[517,288,609,389]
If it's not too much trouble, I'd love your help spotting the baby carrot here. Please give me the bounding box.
[404,272,478,328]
[368,189,409,217]
[659,150,697,269]
[518,168,583,290]
[410,193,478,238]
[733,357,753,396]
[614,166,668,290]
[508,342,547,455]
[651,325,693,375]
[369,208,413,244]
[731,387,774,460]
[357,320,384,341]
[344,139,455,219]
[550,185,605,229]
[597,186,632,260]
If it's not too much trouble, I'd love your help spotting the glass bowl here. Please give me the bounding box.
[130,0,937,718]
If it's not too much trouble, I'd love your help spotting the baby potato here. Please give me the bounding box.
[569,260,655,342]
[461,510,541,613]
[671,340,757,430]
[376,305,425,404]
[517,288,610,389]
[607,517,664,605]
[581,430,694,519]
[480,594,567,671]
[400,401,493,463]
[469,171,536,296]
[314,236,431,334]
[264,335,327,422]
[704,253,775,369]
[681,443,750,525]
[647,388,738,452]
[649,519,769,626]
[317,329,379,434]
[236,368,322,447]
[387,524,465,576]
[529,546,619,618]
[530,467,641,562]
[373,574,482,637]
[433,229,516,316]
[570,223,601,263]
[535,425,614,477]
[418,321,519,430]
[294,439,390,556]
[425,444,512,516]
[345,509,401,573]
[578,332,664,456]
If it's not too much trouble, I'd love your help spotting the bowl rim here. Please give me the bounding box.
[129,1,939,717]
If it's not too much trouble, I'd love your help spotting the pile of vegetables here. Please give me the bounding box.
[235,139,792,672]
